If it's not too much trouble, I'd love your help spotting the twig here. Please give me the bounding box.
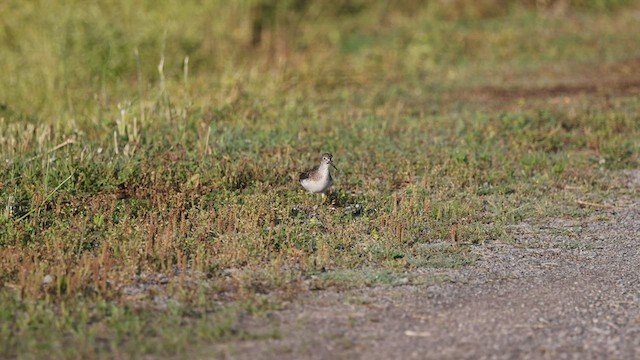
[49,138,75,152]
[405,330,431,337]
[576,200,619,209]
[26,138,76,162]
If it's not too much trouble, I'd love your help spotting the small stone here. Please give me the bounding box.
[43,275,53,285]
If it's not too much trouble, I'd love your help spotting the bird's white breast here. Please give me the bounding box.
[300,176,332,193]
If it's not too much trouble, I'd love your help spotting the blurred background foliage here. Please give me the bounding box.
[0,0,635,127]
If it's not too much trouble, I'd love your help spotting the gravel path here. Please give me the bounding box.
[214,172,640,360]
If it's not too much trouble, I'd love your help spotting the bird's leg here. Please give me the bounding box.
[311,193,322,210]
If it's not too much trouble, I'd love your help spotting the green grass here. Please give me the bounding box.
[2,0,640,357]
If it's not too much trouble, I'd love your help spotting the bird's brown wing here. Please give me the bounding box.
[299,166,319,182]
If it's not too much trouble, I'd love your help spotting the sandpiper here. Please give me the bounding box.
[299,153,337,195]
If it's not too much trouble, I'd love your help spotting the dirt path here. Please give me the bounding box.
[210,170,640,359]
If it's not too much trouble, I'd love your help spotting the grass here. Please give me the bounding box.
[2,0,640,357]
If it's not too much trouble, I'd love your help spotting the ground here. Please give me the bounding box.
[212,171,640,359]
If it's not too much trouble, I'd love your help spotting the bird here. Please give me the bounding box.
[299,153,337,195]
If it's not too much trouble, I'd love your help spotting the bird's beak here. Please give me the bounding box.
[330,163,338,171]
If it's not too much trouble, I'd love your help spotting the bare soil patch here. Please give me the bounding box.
[447,57,640,110]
